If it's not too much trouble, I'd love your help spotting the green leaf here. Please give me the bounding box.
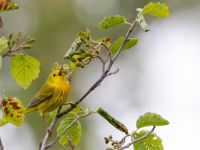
[70,61,77,69]
[123,38,138,50]
[48,104,85,125]
[96,37,112,48]
[21,44,32,49]
[97,107,128,134]
[0,96,25,126]
[0,36,8,54]
[136,14,150,32]
[133,130,163,150]
[57,114,82,147]
[76,31,91,43]
[111,37,124,54]
[98,15,126,30]
[136,112,169,129]
[10,54,40,89]
[0,117,8,126]
[25,36,36,44]
[142,2,169,18]
[64,37,83,59]
[111,37,138,54]
[52,105,85,146]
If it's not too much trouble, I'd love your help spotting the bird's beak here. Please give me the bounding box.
[58,67,63,76]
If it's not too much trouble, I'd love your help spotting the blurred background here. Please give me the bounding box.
[1,0,200,149]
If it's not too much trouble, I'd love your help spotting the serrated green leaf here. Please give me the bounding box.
[142,2,169,18]
[97,107,128,134]
[98,15,126,30]
[0,36,8,54]
[136,14,150,32]
[133,130,163,150]
[111,37,138,54]
[1,96,25,126]
[0,117,8,126]
[51,105,85,146]
[48,104,85,125]
[136,112,169,129]
[10,54,40,89]
[57,115,82,147]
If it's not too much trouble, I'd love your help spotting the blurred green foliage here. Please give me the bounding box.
[0,0,190,149]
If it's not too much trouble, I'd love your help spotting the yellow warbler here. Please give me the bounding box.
[26,67,71,117]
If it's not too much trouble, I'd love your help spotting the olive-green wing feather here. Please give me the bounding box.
[26,83,54,108]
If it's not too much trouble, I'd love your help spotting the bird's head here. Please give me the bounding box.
[48,64,72,83]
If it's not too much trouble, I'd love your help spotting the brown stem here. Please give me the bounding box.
[0,16,3,28]
[2,41,26,57]
[0,138,3,150]
[45,112,95,149]
[118,126,156,150]
[39,107,62,150]
[58,19,137,118]
[39,17,138,149]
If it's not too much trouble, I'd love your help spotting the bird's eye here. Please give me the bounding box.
[53,73,56,77]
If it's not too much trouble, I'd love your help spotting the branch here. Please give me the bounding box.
[113,19,137,63]
[118,126,156,150]
[45,111,95,149]
[101,42,112,62]
[39,16,138,149]
[2,41,26,58]
[0,138,3,150]
[39,107,62,150]
[93,55,106,73]
[106,68,119,77]
[0,16,3,28]
[57,18,137,118]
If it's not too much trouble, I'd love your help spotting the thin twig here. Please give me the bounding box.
[119,134,131,145]
[39,107,62,150]
[67,137,75,150]
[125,21,132,26]
[40,17,138,149]
[101,43,112,62]
[106,68,119,77]
[2,41,26,57]
[0,138,3,150]
[0,16,3,28]
[45,111,95,149]
[118,126,156,150]
[93,55,106,73]
[58,19,137,118]
[113,19,137,63]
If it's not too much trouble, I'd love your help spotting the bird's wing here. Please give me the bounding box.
[26,83,54,108]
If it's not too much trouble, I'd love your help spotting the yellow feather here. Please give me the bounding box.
[26,69,71,117]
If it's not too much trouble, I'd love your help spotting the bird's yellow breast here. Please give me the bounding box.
[38,79,70,117]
